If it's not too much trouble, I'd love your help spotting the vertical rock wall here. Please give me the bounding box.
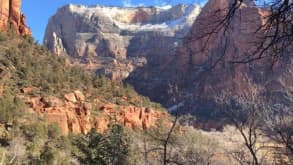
[0,0,31,35]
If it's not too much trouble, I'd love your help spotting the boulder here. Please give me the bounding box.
[64,93,77,103]
[74,90,85,101]
[41,96,64,107]
[20,87,35,94]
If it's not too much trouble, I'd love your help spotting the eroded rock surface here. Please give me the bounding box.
[44,4,201,80]
[24,91,169,135]
[0,0,31,35]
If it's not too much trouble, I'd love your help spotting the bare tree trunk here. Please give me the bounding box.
[163,116,178,165]
[8,0,12,19]
[143,134,148,165]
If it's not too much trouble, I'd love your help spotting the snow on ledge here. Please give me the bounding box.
[65,4,201,32]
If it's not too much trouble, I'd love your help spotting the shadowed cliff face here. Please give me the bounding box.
[174,0,292,120]
[0,0,31,35]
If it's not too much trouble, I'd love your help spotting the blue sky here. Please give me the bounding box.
[22,0,206,43]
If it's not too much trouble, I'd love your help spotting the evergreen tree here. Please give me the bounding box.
[73,124,129,165]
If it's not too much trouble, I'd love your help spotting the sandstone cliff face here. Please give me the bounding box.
[175,0,292,118]
[24,90,169,135]
[44,4,200,80]
[0,0,31,35]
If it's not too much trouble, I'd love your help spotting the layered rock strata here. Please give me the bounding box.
[44,4,201,80]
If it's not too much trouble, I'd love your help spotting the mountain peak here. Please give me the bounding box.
[44,3,200,60]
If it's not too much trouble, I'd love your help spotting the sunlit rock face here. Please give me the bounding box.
[24,91,170,135]
[44,4,201,80]
[0,0,31,35]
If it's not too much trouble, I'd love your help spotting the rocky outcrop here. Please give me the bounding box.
[94,103,169,133]
[44,4,201,80]
[174,0,292,118]
[0,0,31,35]
[24,91,170,135]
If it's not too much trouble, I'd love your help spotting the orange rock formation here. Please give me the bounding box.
[24,91,169,135]
[0,0,31,35]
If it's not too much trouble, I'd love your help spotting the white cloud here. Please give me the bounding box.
[122,0,134,7]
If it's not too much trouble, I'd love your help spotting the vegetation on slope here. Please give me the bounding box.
[0,32,218,165]
[0,32,163,108]
[0,32,230,165]
[0,32,167,164]
[0,32,291,165]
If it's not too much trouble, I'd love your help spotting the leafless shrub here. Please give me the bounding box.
[261,93,293,164]
[201,0,293,63]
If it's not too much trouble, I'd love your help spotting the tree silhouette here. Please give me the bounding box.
[201,0,293,63]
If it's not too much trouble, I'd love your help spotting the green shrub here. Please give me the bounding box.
[47,123,62,139]
[73,124,129,165]
[0,94,25,123]
[39,145,57,165]
[0,32,7,41]
[21,122,48,141]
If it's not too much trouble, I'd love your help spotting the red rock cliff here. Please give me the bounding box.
[24,90,170,135]
[0,0,31,35]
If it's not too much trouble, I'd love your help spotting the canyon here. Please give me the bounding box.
[1,0,292,134]
[44,0,293,122]
[44,0,292,123]
[0,1,291,164]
